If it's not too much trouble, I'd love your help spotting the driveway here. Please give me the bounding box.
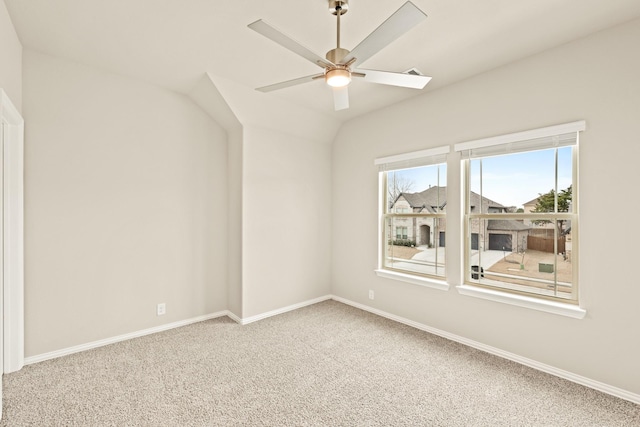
[411,247,507,269]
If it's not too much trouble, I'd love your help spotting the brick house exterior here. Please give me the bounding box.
[391,187,447,248]
[392,186,530,252]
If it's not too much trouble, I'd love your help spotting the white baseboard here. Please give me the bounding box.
[226,310,242,324]
[234,295,332,325]
[24,295,333,364]
[24,311,229,366]
[22,295,639,406]
[330,295,640,405]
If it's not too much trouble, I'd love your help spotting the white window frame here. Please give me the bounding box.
[0,90,25,372]
[455,121,586,319]
[374,146,450,291]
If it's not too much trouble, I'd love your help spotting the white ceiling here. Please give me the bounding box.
[5,0,640,122]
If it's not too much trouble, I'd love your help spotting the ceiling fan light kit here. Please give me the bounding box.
[248,0,431,111]
[326,68,351,88]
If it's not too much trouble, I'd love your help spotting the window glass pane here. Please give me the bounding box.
[471,149,556,212]
[558,146,572,190]
[382,162,447,279]
[469,218,483,251]
[385,217,445,277]
[468,218,574,300]
[469,159,481,205]
[466,143,577,303]
[557,146,573,214]
[386,164,446,213]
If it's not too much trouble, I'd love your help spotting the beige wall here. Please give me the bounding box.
[186,74,244,319]
[0,0,21,110]
[226,128,243,317]
[204,74,335,320]
[22,50,228,356]
[242,126,332,318]
[332,18,640,394]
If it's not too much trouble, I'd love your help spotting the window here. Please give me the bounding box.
[375,146,449,282]
[395,226,408,240]
[456,121,584,304]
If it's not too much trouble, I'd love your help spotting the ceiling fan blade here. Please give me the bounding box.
[256,73,325,92]
[248,20,334,69]
[354,69,431,89]
[342,2,427,68]
[333,86,349,111]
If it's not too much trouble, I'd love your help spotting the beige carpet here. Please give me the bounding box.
[1,300,638,426]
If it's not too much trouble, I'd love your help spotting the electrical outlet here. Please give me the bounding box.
[157,303,166,316]
[368,290,375,300]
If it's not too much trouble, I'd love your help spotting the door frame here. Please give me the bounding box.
[0,89,24,374]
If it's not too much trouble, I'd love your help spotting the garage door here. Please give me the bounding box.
[471,233,478,250]
[489,234,512,251]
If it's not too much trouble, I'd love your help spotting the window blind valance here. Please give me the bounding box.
[374,145,450,171]
[454,121,585,159]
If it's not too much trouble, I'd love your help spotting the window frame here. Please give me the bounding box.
[455,121,586,317]
[374,146,450,291]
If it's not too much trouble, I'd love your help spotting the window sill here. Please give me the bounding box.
[456,284,586,319]
[375,269,449,291]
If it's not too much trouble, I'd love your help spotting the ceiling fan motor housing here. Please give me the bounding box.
[329,0,349,15]
[326,47,350,64]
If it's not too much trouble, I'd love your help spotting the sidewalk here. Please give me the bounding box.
[411,247,506,270]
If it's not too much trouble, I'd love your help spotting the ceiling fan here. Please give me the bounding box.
[248,0,431,111]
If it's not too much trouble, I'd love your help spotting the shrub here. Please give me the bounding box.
[390,239,416,247]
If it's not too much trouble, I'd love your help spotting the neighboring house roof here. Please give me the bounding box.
[394,186,446,213]
[393,186,505,214]
[522,196,540,206]
[393,187,530,232]
[469,191,506,213]
[400,192,436,213]
[487,219,531,232]
[406,186,447,213]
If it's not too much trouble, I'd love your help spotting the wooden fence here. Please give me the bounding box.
[528,228,555,238]
[527,235,565,253]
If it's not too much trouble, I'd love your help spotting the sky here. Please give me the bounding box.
[389,147,572,208]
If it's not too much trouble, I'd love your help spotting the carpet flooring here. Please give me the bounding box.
[1,300,638,426]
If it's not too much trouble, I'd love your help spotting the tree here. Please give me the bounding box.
[387,172,415,205]
[532,185,572,235]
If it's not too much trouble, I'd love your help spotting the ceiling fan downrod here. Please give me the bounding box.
[325,0,351,87]
[327,0,350,64]
[333,1,346,49]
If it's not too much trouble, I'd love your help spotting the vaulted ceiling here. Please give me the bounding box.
[6,0,640,122]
